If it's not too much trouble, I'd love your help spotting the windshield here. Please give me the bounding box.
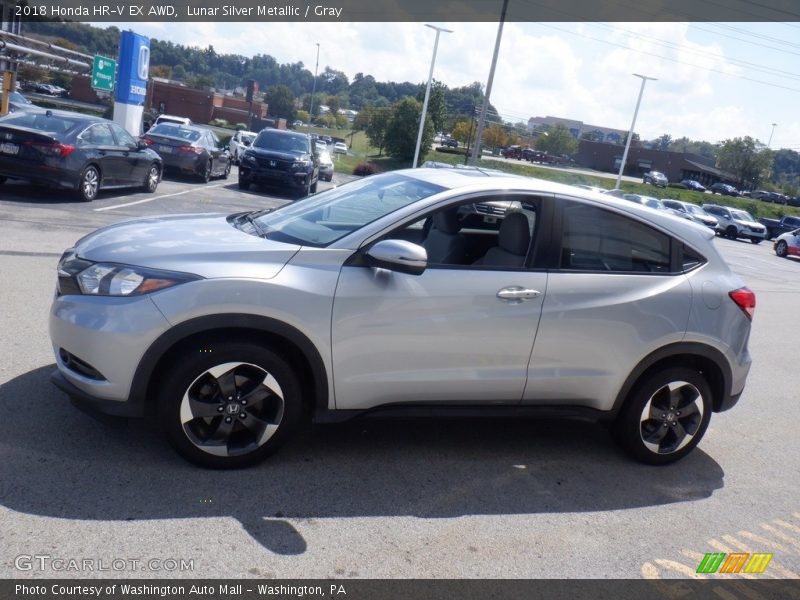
[643,198,664,209]
[253,172,445,247]
[686,205,705,215]
[241,133,256,145]
[253,130,310,154]
[148,124,201,141]
[8,92,32,105]
[732,210,756,221]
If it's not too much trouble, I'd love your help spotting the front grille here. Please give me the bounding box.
[474,203,506,216]
[255,157,292,170]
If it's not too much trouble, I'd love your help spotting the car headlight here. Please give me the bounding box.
[57,253,201,296]
[293,157,311,168]
[241,152,256,164]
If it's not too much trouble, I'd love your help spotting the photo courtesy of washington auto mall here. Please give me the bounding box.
[1,0,799,599]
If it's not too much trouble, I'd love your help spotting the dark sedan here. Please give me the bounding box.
[0,109,162,201]
[141,123,231,182]
[681,179,706,192]
[709,182,739,196]
[238,128,319,197]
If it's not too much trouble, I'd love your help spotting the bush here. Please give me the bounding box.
[353,162,382,177]
[209,118,230,128]
[668,182,688,190]
[435,146,469,155]
[235,123,248,131]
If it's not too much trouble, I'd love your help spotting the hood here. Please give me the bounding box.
[246,147,308,162]
[73,214,300,279]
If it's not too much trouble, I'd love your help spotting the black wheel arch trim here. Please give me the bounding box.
[611,342,733,417]
[128,313,329,417]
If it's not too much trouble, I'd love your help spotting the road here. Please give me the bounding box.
[0,171,798,580]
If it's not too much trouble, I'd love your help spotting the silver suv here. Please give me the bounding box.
[702,204,767,244]
[49,170,754,468]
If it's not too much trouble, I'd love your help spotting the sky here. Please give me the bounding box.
[103,21,800,150]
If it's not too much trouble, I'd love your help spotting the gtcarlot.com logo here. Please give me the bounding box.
[696,552,773,574]
[15,554,194,572]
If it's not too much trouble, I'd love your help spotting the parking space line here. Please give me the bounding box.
[92,183,228,212]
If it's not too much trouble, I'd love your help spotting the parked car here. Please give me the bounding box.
[502,145,524,159]
[661,199,719,230]
[0,109,162,201]
[0,90,44,114]
[702,204,766,243]
[142,123,230,182]
[442,137,458,148]
[333,141,348,154]
[238,128,319,197]
[680,179,706,192]
[642,170,668,187]
[758,215,800,239]
[571,184,607,194]
[318,149,334,182]
[151,115,192,128]
[773,228,800,259]
[709,182,740,197]
[292,120,304,128]
[49,169,754,468]
[228,130,257,164]
[622,194,680,216]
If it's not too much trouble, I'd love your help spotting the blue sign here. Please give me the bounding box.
[115,31,150,105]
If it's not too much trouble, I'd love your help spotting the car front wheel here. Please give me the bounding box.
[750,237,762,244]
[77,165,100,201]
[158,341,304,468]
[142,163,160,193]
[614,367,712,465]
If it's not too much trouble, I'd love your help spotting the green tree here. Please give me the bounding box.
[416,80,448,135]
[384,97,434,165]
[295,110,310,124]
[482,125,508,151]
[364,107,393,157]
[653,134,672,151]
[264,84,296,121]
[717,136,774,189]
[537,123,578,156]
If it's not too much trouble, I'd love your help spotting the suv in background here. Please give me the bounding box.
[702,204,766,243]
[643,170,668,187]
[238,128,319,197]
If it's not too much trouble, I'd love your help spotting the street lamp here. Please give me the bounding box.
[308,43,320,132]
[767,123,777,148]
[413,24,453,168]
[615,73,657,190]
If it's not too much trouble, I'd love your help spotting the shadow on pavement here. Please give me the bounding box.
[0,366,725,555]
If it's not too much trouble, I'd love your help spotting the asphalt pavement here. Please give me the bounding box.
[0,171,798,579]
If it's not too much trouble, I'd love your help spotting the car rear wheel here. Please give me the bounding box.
[750,237,762,244]
[77,165,100,202]
[614,367,712,465]
[142,163,159,193]
[201,160,212,183]
[776,240,788,257]
[158,341,304,469]
[725,226,738,239]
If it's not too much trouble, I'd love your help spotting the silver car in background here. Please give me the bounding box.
[49,169,755,468]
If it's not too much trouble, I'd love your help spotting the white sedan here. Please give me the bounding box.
[228,130,257,164]
[333,141,348,154]
[774,228,800,259]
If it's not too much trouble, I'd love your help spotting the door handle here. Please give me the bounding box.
[497,286,541,301]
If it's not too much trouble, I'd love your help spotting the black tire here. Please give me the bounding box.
[238,177,250,190]
[613,367,712,465]
[776,240,788,257]
[76,165,100,202]
[310,179,318,194]
[158,341,305,469]
[221,159,231,180]
[750,237,762,244]
[200,160,212,183]
[142,163,160,193]
[725,226,738,240]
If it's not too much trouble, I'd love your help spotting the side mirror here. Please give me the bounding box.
[136,140,147,151]
[365,240,427,276]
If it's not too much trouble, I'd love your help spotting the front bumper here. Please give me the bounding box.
[239,164,311,190]
[49,292,171,412]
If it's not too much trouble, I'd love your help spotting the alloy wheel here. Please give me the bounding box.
[639,380,705,455]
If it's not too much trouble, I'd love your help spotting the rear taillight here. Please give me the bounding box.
[177,145,203,155]
[25,141,76,158]
[140,137,154,146]
[729,287,756,320]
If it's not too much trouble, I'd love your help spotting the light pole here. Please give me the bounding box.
[413,24,453,168]
[615,73,657,190]
[767,123,777,148]
[308,43,320,132]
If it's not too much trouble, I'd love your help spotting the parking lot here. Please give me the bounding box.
[1,170,799,579]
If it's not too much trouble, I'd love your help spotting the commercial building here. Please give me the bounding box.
[528,115,627,143]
